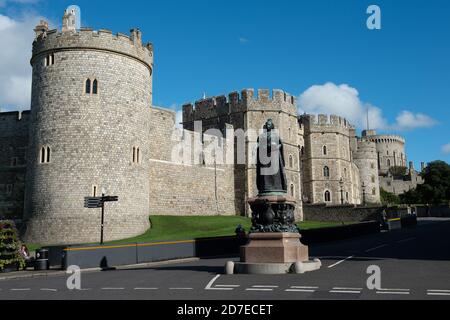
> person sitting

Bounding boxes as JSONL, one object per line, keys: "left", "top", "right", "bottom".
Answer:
{"left": 19, "top": 244, "right": 35, "bottom": 269}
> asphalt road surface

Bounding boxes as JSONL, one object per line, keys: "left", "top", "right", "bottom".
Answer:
{"left": 1, "top": 219, "right": 449, "bottom": 300}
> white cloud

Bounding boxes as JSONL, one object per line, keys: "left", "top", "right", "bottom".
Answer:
{"left": 297, "top": 82, "right": 437, "bottom": 132}
{"left": 0, "top": 12, "right": 44, "bottom": 110}
{"left": 0, "top": 0, "right": 40, "bottom": 7}
{"left": 239, "top": 37, "right": 248, "bottom": 44}
{"left": 394, "top": 111, "right": 437, "bottom": 131}
{"left": 442, "top": 143, "right": 450, "bottom": 155}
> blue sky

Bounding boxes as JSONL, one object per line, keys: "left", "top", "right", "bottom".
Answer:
{"left": 0, "top": 0, "right": 449, "bottom": 166}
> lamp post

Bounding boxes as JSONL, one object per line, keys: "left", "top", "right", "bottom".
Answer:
{"left": 339, "top": 177, "right": 344, "bottom": 205}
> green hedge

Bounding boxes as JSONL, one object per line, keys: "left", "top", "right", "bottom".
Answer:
{"left": 0, "top": 221, "right": 25, "bottom": 271}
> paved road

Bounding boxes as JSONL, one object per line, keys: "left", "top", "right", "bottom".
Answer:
{"left": 1, "top": 219, "right": 449, "bottom": 300}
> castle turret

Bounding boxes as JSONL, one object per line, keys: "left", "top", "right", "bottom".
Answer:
{"left": 62, "top": 9, "right": 76, "bottom": 33}
{"left": 34, "top": 20, "right": 49, "bottom": 39}
{"left": 353, "top": 139, "right": 381, "bottom": 204}
{"left": 24, "top": 12, "right": 154, "bottom": 244}
{"left": 363, "top": 130, "right": 407, "bottom": 175}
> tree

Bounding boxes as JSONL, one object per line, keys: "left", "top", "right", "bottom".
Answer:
{"left": 380, "top": 188, "right": 400, "bottom": 205}
{"left": 400, "top": 161, "right": 450, "bottom": 204}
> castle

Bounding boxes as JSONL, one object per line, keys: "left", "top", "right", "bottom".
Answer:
{"left": 0, "top": 10, "right": 423, "bottom": 245}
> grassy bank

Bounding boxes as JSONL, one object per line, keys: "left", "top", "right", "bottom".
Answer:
{"left": 26, "top": 216, "right": 344, "bottom": 250}
{"left": 108, "top": 216, "right": 342, "bottom": 245}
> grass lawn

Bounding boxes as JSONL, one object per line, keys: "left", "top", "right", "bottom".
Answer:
{"left": 26, "top": 216, "right": 345, "bottom": 250}
{"left": 108, "top": 216, "right": 343, "bottom": 245}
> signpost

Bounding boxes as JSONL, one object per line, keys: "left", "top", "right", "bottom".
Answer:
{"left": 84, "top": 194, "right": 119, "bottom": 244}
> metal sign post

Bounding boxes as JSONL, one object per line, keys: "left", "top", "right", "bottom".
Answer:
{"left": 84, "top": 194, "right": 119, "bottom": 245}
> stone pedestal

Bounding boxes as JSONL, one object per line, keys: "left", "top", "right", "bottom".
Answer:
{"left": 241, "top": 232, "right": 309, "bottom": 263}
{"left": 225, "top": 195, "right": 321, "bottom": 275}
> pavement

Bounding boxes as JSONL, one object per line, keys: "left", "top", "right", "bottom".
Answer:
{"left": 0, "top": 218, "right": 449, "bottom": 300}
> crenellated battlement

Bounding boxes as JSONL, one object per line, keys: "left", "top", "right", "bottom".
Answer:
{"left": 0, "top": 110, "right": 31, "bottom": 137}
{"left": 299, "top": 114, "right": 355, "bottom": 130}
{"left": 31, "top": 25, "right": 153, "bottom": 70}
{"left": 354, "top": 139, "right": 377, "bottom": 157}
{"left": 365, "top": 134, "right": 405, "bottom": 145}
{"left": 182, "top": 88, "right": 297, "bottom": 123}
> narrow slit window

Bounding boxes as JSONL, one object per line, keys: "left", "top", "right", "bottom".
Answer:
{"left": 93, "top": 185, "right": 98, "bottom": 197}
{"left": 324, "top": 190, "right": 331, "bottom": 202}
{"left": 323, "top": 166, "right": 330, "bottom": 178}
{"left": 40, "top": 147, "right": 45, "bottom": 163}
{"left": 92, "top": 79, "right": 98, "bottom": 94}
{"left": 85, "top": 79, "right": 91, "bottom": 94}
{"left": 46, "top": 147, "right": 51, "bottom": 163}
{"left": 132, "top": 147, "right": 136, "bottom": 163}
{"left": 137, "top": 148, "right": 140, "bottom": 164}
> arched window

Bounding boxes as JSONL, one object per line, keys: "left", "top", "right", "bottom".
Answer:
{"left": 324, "top": 190, "right": 331, "bottom": 202}
{"left": 45, "top": 56, "right": 49, "bottom": 66}
{"left": 39, "top": 146, "right": 51, "bottom": 164}
{"left": 92, "top": 79, "right": 98, "bottom": 94}
{"left": 323, "top": 146, "right": 327, "bottom": 155}
{"left": 323, "top": 166, "right": 330, "bottom": 178}
{"left": 387, "top": 159, "right": 391, "bottom": 167}
{"left": 371, "top": 175, "right": 376, "bottom": 183}
{"left": 372, "top": 188, "right": 376, "bottom": 195}
{"left": 85, "top": 79, "right": 91, "bottom": 94}
{"left": 290, "top": 184, "right": 295, "bottom": 197}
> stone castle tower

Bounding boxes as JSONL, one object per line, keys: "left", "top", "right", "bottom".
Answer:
{"left": 362, "top": 130, "right": 407, "bottom": 174}
{"left": 23, "top": 12, "right": 154, "bottom": 244}
{"left": 299, "top": 114, "right": 361, "bottom": 205}
{"left": 182, "top": 89, "right": 304, "bottom": 219}
{"left": 352, "top": 138, "right": 381, "bottom": 204}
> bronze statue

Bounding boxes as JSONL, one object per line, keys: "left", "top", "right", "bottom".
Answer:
{"left": 250, "top": 119, "right": 298, "bottom": 233}
{"left": 256, "top": 119, "right": 288, "bottom": 195}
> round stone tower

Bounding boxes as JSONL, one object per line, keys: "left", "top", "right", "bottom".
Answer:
{"left": 24, "top": 12, "right": 153, "bottom": 244}
{"left": 362, "top": 130, "right": 406, "bottom": 175}
{"left": 353, "top": 139, "right": 381, "bottom": 204}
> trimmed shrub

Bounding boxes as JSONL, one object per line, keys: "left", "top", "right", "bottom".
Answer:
{"left": 0, "top": 220, "right": 25, "bottom": 272}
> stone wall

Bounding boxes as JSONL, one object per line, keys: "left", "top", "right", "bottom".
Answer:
{"left": 148, "top": 107, "right": 241, "bottom": 216}
{"left": 303, "top": 203, "right": 385, "bottom": 223}
{"left": 413, "top": 204, "right": 450, "bottom": 218}
{"left": 379, "top": 173, "right": 423, "bottom": 195}
{"left": 0, "top": 111, "right": 30, "bottom": 219}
